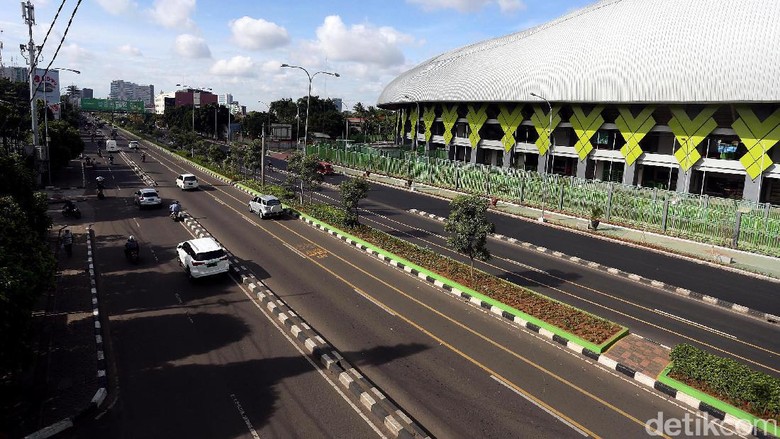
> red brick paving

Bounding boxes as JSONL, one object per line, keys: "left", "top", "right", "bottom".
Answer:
{"left": 604, "top": 334, "right": 671, "bottom": 378}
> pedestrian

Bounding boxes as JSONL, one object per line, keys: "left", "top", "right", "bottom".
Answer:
{"left": 61, "top": 229, "right": 73, "bottom": 257}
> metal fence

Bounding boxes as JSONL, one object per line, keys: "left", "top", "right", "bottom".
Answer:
{"left": 308, "top": 144, "right": 780, "bottom": 257}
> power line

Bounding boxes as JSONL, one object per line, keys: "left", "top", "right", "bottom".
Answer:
{"left": 30, "top": 0, "right": 83, "bottom": 104}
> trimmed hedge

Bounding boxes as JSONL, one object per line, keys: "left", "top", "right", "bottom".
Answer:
{"left": 670, "top": 344, "right": 780, "bottom": 420}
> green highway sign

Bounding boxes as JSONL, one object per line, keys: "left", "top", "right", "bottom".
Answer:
{"left": 81, "top": 98, "right": 145, "bottom": 113}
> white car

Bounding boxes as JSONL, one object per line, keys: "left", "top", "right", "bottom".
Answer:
{"left": 176, "top": 173, "right": 199, "bottom": 190}
{"left": 128, "top": 140, "right": 139, "bottom": 150}
{"left": 248, "top": 195, "right": 283, "bottom": 219}
{"left": 176, "top": 237, "right": 230, "bottom": 279}
{"left": 133, "top": 188, "right": 162, "bottom": 209}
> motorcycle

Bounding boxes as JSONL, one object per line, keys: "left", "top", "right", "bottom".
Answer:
{"left": 141, "top": 153, "right": 146, "bottom": 162}
{"left": 62, "top": 204, "right": 82, "bottom": 219}
{"left": 97, "top": 188, "right": 105, "bottom": 200}
{"left": 170, "top": 210, "right": 183, "bottom": 222}
{"left": 125, "top": 247, "right": 139, "bottom": 264}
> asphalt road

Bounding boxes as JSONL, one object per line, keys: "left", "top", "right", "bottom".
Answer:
{"left": 66, "top": 135, "right": 382, "bottom": 438}
{"left": 81, "top": 138, "right": 751, "bottom": 438}
{"left": 283, "top": 167, "right": 780, "bottom": 379}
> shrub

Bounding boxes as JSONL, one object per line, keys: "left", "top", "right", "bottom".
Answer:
{"left": 670, "top": 344, "right": 780, "bottom": 419}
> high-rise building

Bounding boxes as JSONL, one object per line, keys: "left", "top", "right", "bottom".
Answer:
{"left": 332, "top": 98, "right": 343, "bottom": 112}
{"left": 154, "top": 92, "right": 176, "bottom": 115}
{"left": 1, "top": 66, "right": 29, "bottom": 82}
{"left": 218, "top": 93, "right": 233, "bottom": 107}
{"left": 175, "top": 88, "right": 218, "bottom": 107}
{"left": 81, "top": 88, "right": 94, "bottom": 99}
{"left": 109, "top": 80, "right": 155, "bottom": 108}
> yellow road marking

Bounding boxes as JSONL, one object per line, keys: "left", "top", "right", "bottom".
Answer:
{"left": 152, "top": 147, "right": 673, "bottom": 438}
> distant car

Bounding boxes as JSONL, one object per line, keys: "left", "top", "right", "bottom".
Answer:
{"left": 128, "top": 140, "right": 139, "bottom": 150}
{"left": 105, "top": 140, "right": 119, "bottom": 153}
{"left": 175, "top": 173, "right": 199, "bottom": 190}
{"left": 176, "top": 237, "right": 230, "bottom": 279}
{"left": 133, "top": 188, "right": 162, "bottom": 209}
{"left": 316, "top": 161, "right": 335, "bottom": 175}
{"left": 248, "top": 195, "right": 283, "bottom": 219}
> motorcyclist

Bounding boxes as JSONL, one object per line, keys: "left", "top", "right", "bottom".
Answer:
{"left": 169, "top": 200, "right": 182, "bottom": 219}
{"left": 63, "top": 199, "right": 77, "bottom": 212}
{"left": 141, "top": 152, "right": 146, "bottom": 162}
{"left": 124, "top": 235, "right": 139, "bottom": 258}
{"left": 109, "top": 155, "right": 114, "bottom": 164}
{"left": 96, "top": 176, "right": 105, "bottom": 190}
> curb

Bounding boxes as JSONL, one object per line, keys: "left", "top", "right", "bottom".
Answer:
{"left": 409, "top": 208, "right": 780, "bottom": 325}
{"left": 178, "top": 214, "right": 429, "bottom": 438}
{"left": 25, "top": 227, "right": 108, "bottom": 439}
{"left": 291, "top": 210, "right": 778, "bottom": 439}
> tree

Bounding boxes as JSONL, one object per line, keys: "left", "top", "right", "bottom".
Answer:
{"left": 340, "top": 177, "right": 370, "bottom": 227}
{"left": 0, "top": 153, "right": 56, "bottom": 376}
{"left": 444, "top": 194, "right": 494, "bottom": 278}
{"left": 286, "top": 152, "right": 323, "bottom": 203}
{"left": 47, "top": 120, "right": 84, "bottom": 171}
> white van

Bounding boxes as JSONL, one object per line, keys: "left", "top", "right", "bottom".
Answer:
{"left": 105, "top": 140, "right": 119, "bottom": 153}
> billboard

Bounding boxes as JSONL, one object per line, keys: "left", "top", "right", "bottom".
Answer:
{"left": 81, "top": 98, "right": 145, "bottom": 113}
{"left": 32, "top": 69, "right": 61, "bottom": 119}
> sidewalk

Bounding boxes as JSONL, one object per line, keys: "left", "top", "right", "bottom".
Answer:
{"left": 1, "top": 155, "right": 104, "bottom": 439}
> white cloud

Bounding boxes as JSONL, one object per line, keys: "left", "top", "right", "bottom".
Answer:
{"left": 497, "top": 0, "right": 526, "bottom": 13}
{"left": 96, "top": 0, "right": 137, "bottom": 15}
{"left": 174, "top": 34, "right": 211, "bottom": 58}
{"left": 59, "top": 43, "right": 92, "bottom": 63}
{"left": 209, "top": 56, "right": 255, "bottom": 76}
{"left": 230, "top": 16, "right": 290, "bottom": 50}
{"left": 118, "top": 44, "right": 143, "bottom": 57}
{"left": 148, "top": 0, "right": 195, "bottom": 29}
{"left": 314, "top": 16, "right": 411, "bottom": 68}
{"left": 407, "top": 0, "right": 524, "bottom": 13}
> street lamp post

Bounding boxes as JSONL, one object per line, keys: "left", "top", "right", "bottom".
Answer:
{"left": 41, "top": 68, "right": 80, "bottom": 185}
{"left": 403, "top": 95, "right": 420, "bottom": 156}
{"left": 530, "top": 92, "right": 553, "bottom": 222}
{"left": 177, "top": 84, "right": 211, "bottom": 157}
{"left": 176, "top": 83, "right": 211, "bottom": 133}
{"left": 280, "top": 64, "right": 339, "bottom": 150}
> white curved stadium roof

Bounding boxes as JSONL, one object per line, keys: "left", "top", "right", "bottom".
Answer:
{"left": 378, "top": 0, "right": 780, "bottom": 106}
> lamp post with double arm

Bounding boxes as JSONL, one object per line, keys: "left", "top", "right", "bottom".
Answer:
{"left": 280, "top": 64, "right": 339, "bottom": 151}
{"left": 530, "top": 92, "right": 553, "bottom": 222}
{"left": 40, "top": 68, "right": 80, "bottom": 185}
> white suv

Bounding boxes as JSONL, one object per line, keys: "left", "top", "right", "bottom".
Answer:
{"left": 134, "top": 188, "right": 162, "bottom": 209}
{"left": 176, "top": 237, "right": 230, "bottom": 279}
{"left": 176, "top": 173, "right": 199, "bottom": 190}
{"left": 248, "top": 195, "right": 283, "bottom": 219}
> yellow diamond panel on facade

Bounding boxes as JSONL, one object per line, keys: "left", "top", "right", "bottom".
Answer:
{"left": 441, "top": 104, "right": 459, "bottom": 146}
{"left": 409, "top": 107, "right": 418, "bottom": 143}
{"left": 531, "top": 105, "right": 561, "bottom": 156}
{"left": 570, "top": 105, "right": 604, "bottom": 161}
{"left": 732, "top": 107, "right": 780, "bottom": 180}
{"left": 615, "top": 106, "right": 656, "bottom": 166}
{"left": 669, "top": 106, "right": 717, "bottom": 172}
{"left": 467, "top": 104, "right": 489, "bottom": 148}
{"left": 422, "top": 105, "right": 436, "bottom": 143}
{"left": 498, "top": 104, "right": 524, "bottom": 152}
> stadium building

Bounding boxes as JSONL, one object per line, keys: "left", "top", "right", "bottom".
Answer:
{"left": 377, "top": 0, "right": 780, "bottom": 203}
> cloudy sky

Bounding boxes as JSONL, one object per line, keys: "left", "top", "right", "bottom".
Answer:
{"left": 1, "top": 0, "right": 592, "bottom": 112}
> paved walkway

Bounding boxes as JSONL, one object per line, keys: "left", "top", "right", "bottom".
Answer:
{"left": 602, "top": 334, "right": 671, "bottom": 379}
{"left": 1, "top": 155, "right": 100, "bottom": 438}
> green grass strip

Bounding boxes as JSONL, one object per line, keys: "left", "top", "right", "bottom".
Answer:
{"left": 290, "top": 209, "right": 627, "bottom": 354}
{"left": 658, "top": 365, "right": 779, "bottom": 437}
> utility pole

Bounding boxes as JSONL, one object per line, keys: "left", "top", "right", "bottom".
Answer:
{"left": 22, "top": 1, "right": 40, "bottom": 159}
